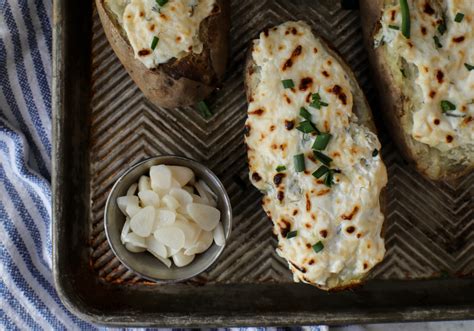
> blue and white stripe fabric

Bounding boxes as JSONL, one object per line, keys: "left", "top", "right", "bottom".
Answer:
{"left": 0, "top": 0, "right": 327, "bottom": 329}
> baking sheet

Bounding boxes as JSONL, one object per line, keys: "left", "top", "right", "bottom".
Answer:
{"left": 52, "top": 0, "right": 474, "bottom": 326}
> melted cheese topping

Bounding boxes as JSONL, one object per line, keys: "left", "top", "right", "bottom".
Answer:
{"left": 106, "top": 0, "right": 214, "bottom": 68}
{"left": 245, "top": 21, "right": 387, "bottom": 289}
{"left": 377, "top": 0, "right": 474, "bottom": 151}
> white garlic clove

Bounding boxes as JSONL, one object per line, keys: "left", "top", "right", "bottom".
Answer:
{"left": 121, "top": 218, "right": 131, "bottom": 244}
{"left": 138, "top": 190, "right": 160, "bottom": 207}
{"left": 123, "top": 232, "right": 147, "bottom": 248}
{"left": 184, "top": 230, "right": 213, "bottom": 255}
{"left": 187, "top": 203, "right": 221, "bottom": 231}
{"left": 161, "top": 194, "right": 180, "bottom": 210}
{"left": 192, "top": 194, "right": 208, "bottom": 205}
{"left": 119, "top": 195, "right": 141, "bottom": 218}
{"left": 154, "top": 209, "right": 176, "bottom": 228}
{"left": 150, "top": 165, "right": 172, "bottom": 191}
{"left": 146, "top": 236, "right": 168, "bottom": 258}
{"left": 130, "top": 206, "right": 155, "bottom": 237}
{"left": 169, "top": 166, "right": 194, "bottom": 187}
{"left": 197, "top": 180, "right": 217, "bottom": 200}
{"left": 172, "top": 250, "right": 195, "bottom": 267}
{"left": 168, "top": 247, "right": 180, "bottom": 256}
{"left": 154, "top": 227, "right": 185, "bottom": 250}
{"left": 173, "top": 218, "right": 201, "bottom": 249}
{"left": 213, "top": 222, "right": 225, "bottom": 246}
{"left": 149, "top": 253, "right": 172, "bottom": 268}
{"left": 126, "top": 183, "right": 138, "bottom": 196}
{"left": 125, "top": 242, "right": 146, "bottom": 253}
{"left": 170, "top": 188, "right": 193, "bottom": 206}
{"left": 138, "top": 175, "right": 151, "bottom": 192}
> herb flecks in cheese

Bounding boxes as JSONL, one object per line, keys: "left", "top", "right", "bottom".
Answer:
{"left": 106, "top": 0, "right": 215, "bottom": 68}
{"left": 245, "top": 21, "right": 387, "bottom": 289}
{"left": 377, "top": 0, "right": 474, "bottom": 151}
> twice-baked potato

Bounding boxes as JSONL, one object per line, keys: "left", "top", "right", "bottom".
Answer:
{"left": 96, "top": 0, "right": 230, "bottom": 109}
{"left": 360, "top": 0, "right": 473, "bottom": 180}
{"left": 244, "top": 21, "right": 388, "bottom": 290}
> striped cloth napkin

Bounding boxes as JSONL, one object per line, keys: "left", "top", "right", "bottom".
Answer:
{"left": 0, "top": 0, "right": 327, "bottom": 329}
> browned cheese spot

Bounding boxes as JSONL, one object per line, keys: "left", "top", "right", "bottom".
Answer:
{"left": 249, "top": 108, "right": 264, "bottom": 116}
{"left": 244, "top": 124, "right": 251, "bottom": 136}
{"left": 320, "top": 229, "right": 328, "bottom": 238}
{"left": 390, "top": 9, "right": 396, "bottom": 21}
{"left": 176, "top": 36, "right": 182, "bottom": 42}
{"left": 277, "top": 190, "right": 285, "bottom": 201}
{"left": 357, "top": 233, "right": 362, "bottom": 238}
{"left": 346, "top": 226, "right": 356, "bottom": 234}
{"left": 446, "top": 135, "right": 453, "bottom": 143}
{"left": 279, "top": 218, "right": 291, "bottom": 237}
{"left": 363, "top": 262, "right": 368, "bottom": 270}
{"left": 322, "top": 70, "right": 330, "bottom": 78}
{"left": 160, "top": 13, "right": 168, "bottom": 20}
{"left": 453, "top": 36, "right": 465, "bottom": 43}
{"left": 341, "top": 206, "right": 360, "bottom": 220}
{"left": 306, "top": 243, "right": 312, "bottom": 249}
{"left": 299, "top": 77, "right": 313, "bottom": 91}
{"left": 313, "top": 47, "right": 318, "bottom": 53}
{"left": 423, "top": 2, "right": 435, "bottom": 15}
{"left": 280, "top": 144, "right": 287, "bottom": 151}
{"left": 282, "top": 45, "right": 302, "bottom": 71}
{"left": 327, "top": 59, "right": 332, "bottom": 65}
{"left": 436, "top": 70, "right": 444, "bottom": 84}
{"left": 270, "top": 125, "right": 275, "bottom": 131}
{"left": 139, "top": 11, "right": 144, "bottom": 17}
{"left": 429, "top": 90, "right": 436, "bottom": 98}
{"left": 306, "top": 92, "right": 313, "bottom": 103}
{"left": 332, "top": 151, "right": 341, "bottom": 158}
{"left": 291, "top": 27, "right": 298, "bottom": 35}
{"left": 273, "top": 173, "right": 286, "bottom": 186}
{"left": 407, "top": 41, "right": 414, "bottom": 48}
{"left": 271, "top": 143, "right": 278, "bottom": 150}
{"left": 263, "top": 28, "right": 269, "bottom": 37}
{"left": 285, "top": 120, "right": 295, "bottom": 130}
{"left": 138, "top": 49, "right": 151, "bottom": 56}
{"left": 252, "top": 172, "right": 262, "bottom": 182}
{"left": 149, "top": 24, "right": 155, "bottom": 31}
{"left": 308, "top": 259, "right": 315, "bottom": 265}
{"left": 305, "top": 223, "right": 312, "bottom": 229}
{"left": 433, "top": 118, "right": 440, "bottom": 125}
{"left": 421, "top": 26, "right": 427, "bottom": 35}
{"left": 284, "top": 95, "right": 292, "bottom": 104}
{"left": 464, "top": 116, "right": 473, "bottom": 125}
{"left": 305, "top": 193, "right": 311, "bottom": 211}
{"left": 293, "top": 209, "right": 298, "bottom": 216}
{"left": 331, "top": 85, "right": 347, "bottom": 105}
{"left": 317, "top": 189, "right": 330, "bottom": 196}
{"left": 290, "top": 261, "right": 306, "bottom": 273}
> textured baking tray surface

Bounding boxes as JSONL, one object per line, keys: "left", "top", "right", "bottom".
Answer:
{"left": 88, "top": 0, "right": 473, "bottom": 285}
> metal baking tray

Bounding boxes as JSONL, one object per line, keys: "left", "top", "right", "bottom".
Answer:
{"left": 52, "top": 0, "right": 474, "bottom": 327}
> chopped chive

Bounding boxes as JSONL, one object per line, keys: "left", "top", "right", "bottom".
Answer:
{"left": 312, "top": 241, "right": 324, "bottom": 253}
{"left": 286, "top": 230, "right": 298, "bottom": 239}
{"left": 299, "top": 107, "right": 312, "bottom": 121}
{"left": 196, "top": 101, "right": 213, "bottom": 119}
{"left": 151, "top": 36, "right": 159, "bottom": 50}
{"left": 310, "top": 93, "right": 328, "bottom": 109}
{"left": 313, "top": 151, "right": 332, "bottom": 166}
{"left": 324, "top": 171, "right": 333, "bottom": 187}
{"left": 440, "top": 100, "right": 456, "bottom": 113}
{"left": 372, "top": 149, "right": 379, "bottom": 157}
{"left": 388, "top": 25, "right": 400, "bottom": 30}
{"left": 282, "top": 79, "right": 295, "bottom": 89}
{"left": 464, "top": 63, "right": 474, "bottom": 71}
{"left": 399, "top": 0, "right": 410, "bottom": 38}
{"left": 454, "top": 13, "right": 464, "bottom": 23}
{"left": 433, "top": 35, "right": 442, "bottom": 48}
{"left": 296, "top": 120, "right": 318, "bottom": 134}
{"left": 276, "top": 165, "right": 287, "bottom": 172}
{"left": 312, "top": 133, "right": 332, "bottom": 150}
{"left": 445, "top": 113, "right": 465, "bottom": 118}
{"left": 156, "top": 0, "right": 168, "bottom": 6}
{"left": 294, "top": 154, "right": 305, "bottom": 172}
{"left": 312, "top": 165, "right": 329, "bottom": 179}
{"left": 437, "top": 22, "right": 447, "bottom": 35}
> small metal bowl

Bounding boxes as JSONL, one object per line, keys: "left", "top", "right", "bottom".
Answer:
{"left": 104, "top": 155, "right": 232, "bottom": 283}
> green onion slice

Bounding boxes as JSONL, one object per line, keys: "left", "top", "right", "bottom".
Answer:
{"left": 296, "top": 120, "right": 318, "bottom": 134}
{"left": 310, "top": 93, "right": 328, "bottom": 109}
{"left": 324, "top": 171, "right": 333, "bottom": 187}
{"left": 156, "top": 0, "right": 168, "bottom": 6}
{"left": 464, "top": 63, "right": 474, "bottom": 71}
{"left": 437, "top": 22, "right": 447, "bottom": 35}
{"left": 454, "top": 13, "right": 464, "bottom": 23}
{"left": 433, "top": 36, "right": 442, "bottom": 48}
{"left": 388, "top": 25, "right": 400, "bottom": 30}
{"left": 312, "top": 165, "right": 329, "bottom": 179}
{"left": 312, "top": 133, "right": 332, "bottom": 151}
{"left": 276, "top": 165, "right": 286, "bottom": 172}
{"left": 372, "top": 149, "right": 379, "bottom": 157}
{"left": 312, "top": 241, "right": 324, "bottom": 253}
{"left": 299, "top": 107, "right": 312, "bottom": 121}
{"left": 399, "top": 0, "right": 411, "bottom": 38}
{"left": 286, "top": 230, "right": 298, "bottom": 239}
{"left": 294, "top": 154, "right": 305, "bottom": 172}
{"left": 196, "top": 101, "right": 212, "bottom": 119}
{"left": 151, "top": 36, "right": 159, "bottom": 50}
{"left": 282, "top": 79, "right": 295, "bottom": 89}
{"left": 440, "top": 100, "right": 456, "bottom": 113}
{"left": 313, "top": 151, "right": 332, "bottom": 166}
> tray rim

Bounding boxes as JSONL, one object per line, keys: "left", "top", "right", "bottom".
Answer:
{"left": 51, "top": 0, "right": 474, "bottom": 327}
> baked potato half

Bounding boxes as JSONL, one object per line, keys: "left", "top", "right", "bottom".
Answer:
{"left": 244, "top": 21, "right": 387, "bottom": 290}
{"left": 360, "top": 0, "right": 473, "bottom": 180}
{"left": 96, "top": 0, "right": 230, "bottom": 109}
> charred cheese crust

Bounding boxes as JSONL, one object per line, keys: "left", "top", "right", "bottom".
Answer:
{"left": 245, "top": 21, "right": 387, "bottom": 290}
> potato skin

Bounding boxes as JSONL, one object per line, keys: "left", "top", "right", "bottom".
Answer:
{"left": 244, "top": 28, "right": 385, "bottom": 291}
{"left": 359, "top": 0, "right": 473, "bottom": 181}
{"left": 96, "top": 0, "right": 230, "bottom": 109}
